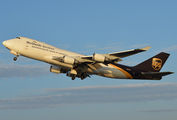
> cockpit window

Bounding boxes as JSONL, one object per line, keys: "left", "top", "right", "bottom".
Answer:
{"left": 16, "top": 37, "right": 21, "bottom": 39}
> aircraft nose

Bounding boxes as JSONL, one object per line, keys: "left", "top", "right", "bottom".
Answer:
{"left": 2, "top": 39, "right": 17, "bottom": 49}
{"left": 2, "top": 41, "right": 8, "bottom": 47}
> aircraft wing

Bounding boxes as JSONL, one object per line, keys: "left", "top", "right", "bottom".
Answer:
{"left": 80, "top": 46, "right": 151, "bottom": 63}
{"left": 47, "top": 46, "right": 151, "bottom": 65}
{"left": 104, "top": 46, "right": 151, "bottom": 58}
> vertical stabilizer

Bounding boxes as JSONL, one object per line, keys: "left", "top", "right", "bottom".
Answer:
{"left": 134, "top": 52, "right": 170, "bottom": 72}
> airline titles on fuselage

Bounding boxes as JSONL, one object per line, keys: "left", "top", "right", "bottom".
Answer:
{"left": 26, "top": 41, "right": 59, "bottom": 54}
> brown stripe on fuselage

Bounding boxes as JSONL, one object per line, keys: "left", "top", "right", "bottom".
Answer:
{"left": 109, "top": 64, "right": 133, "bottom": 79}
{"left": 109, "top": 63, "right": 162, "bottom": 80}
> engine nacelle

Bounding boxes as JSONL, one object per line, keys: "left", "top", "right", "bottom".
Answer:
{"left": 50, "top": 65, "right": 64, "bottom": 74}
{"left": 92, "top": 53, "right": 106, "bottom": 62}
{"left": 66, "top": 69, "right": 77, "bottom": 77}
{"left": 63, "top": 56, "right": 75, "bottom": 64}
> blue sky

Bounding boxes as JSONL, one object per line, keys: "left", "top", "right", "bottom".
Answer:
{"left": 0, "top": 0, "right": 177, "bottom": 120}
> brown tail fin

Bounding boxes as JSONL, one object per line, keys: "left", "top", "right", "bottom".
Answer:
{"left": 134, "top": 52, "right": 170, "bottom": 72}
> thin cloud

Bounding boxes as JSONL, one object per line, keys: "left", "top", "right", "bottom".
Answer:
{"left": 131, "top": 44, "right": 150, "bottom": 48}
{"left": 1, "top": 83, "right": 177, "bottom": 110}
{"left": 97, "top": 46, "right": 120, "bottom": 51}
{"left": 156, "top": 45, "right": 177, "bottom": 53}
{"left": 85, "top": 44, "right": 99, "bottom": 48}
{"left": 82, "top": 42, "right": 123, "bottom": 54}
{"left": 56, "top": 44, "right": 71, "bottom": 49}
{"left": 83, "top": 45, "right": 121, "bottom": 54}
{"left": 138, "top": 109, "right": 177, "bottom": 113}
{"left": 0, "top": 48, "right": 9, "bottom": 53}
{"left": 0, "top": 64, "right": 49, "bottom": 78}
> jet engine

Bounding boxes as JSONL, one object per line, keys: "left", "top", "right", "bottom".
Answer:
{"left": 58, "top": 56, "right": 79, "bottom": 65}
{"left": 92, "top": 53, "right": 110, "bottom": 62}
{"left": 63, "top": 56, "right": 75, "bottom": 64}
{"left": 50, "top": 65, "right": 65, "bottom": 74}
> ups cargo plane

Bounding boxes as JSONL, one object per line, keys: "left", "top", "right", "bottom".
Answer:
{"left": 2, "top": 37, "right": 174, "bottom": 80}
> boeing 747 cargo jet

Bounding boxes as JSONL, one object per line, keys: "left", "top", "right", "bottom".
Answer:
{"left": 2, "top": 37, "right": 174, "bottom": 80}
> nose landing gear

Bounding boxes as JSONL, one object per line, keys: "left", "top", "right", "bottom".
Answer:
{"left": 10, "top": 50, "right": 20, "bottom": 61}
{"left": 13, "top": 57, "right": 17, "bottom": 61}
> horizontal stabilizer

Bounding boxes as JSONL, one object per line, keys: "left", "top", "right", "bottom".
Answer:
{"left": 141, "top": 71, "right": 174, "bottom": 77}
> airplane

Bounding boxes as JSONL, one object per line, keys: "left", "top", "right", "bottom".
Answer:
{"left": 2, "top": 37, "right": 174, "bottom": 80}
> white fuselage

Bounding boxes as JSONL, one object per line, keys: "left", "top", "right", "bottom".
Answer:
{"left": 3, "top": 37, "right": 129, "bottom": 79}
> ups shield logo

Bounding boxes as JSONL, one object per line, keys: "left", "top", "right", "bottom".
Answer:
{"left": 152, "top": 58, "right": 162, "bottom": 70}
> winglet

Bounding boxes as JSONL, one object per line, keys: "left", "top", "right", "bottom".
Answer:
{"left": 141, "top": 46, "right": 151, "bottom": 51}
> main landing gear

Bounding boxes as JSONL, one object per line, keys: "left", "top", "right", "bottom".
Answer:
{"left": 71, "top": 73, "right": 90, "bottom": 80}
{"left": 81, "top": 73, "right": 87, "bottom": 80}
{"left": 81, "top": 74, "right": 91, "bottom": 80}
{"left": 71, "top": 74, "right": 76, "bottom": 80}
